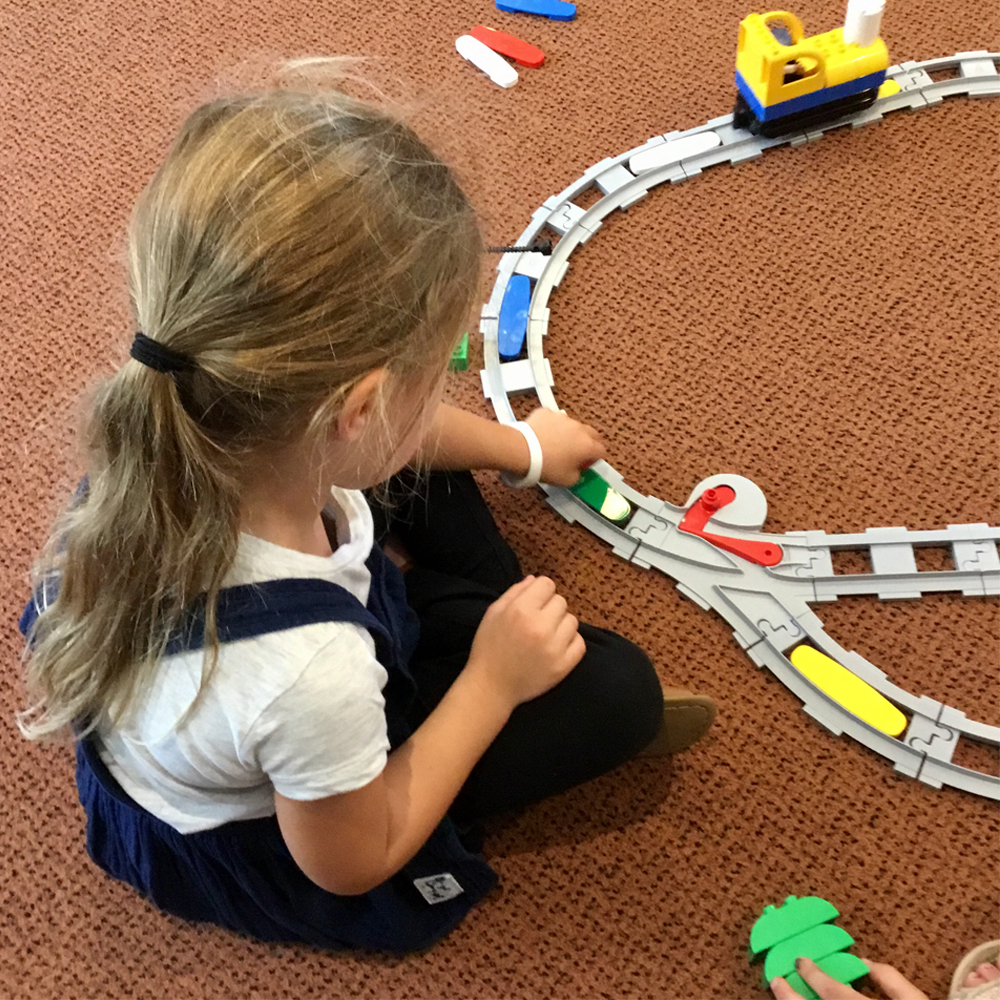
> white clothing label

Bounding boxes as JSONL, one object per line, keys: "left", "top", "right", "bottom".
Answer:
{"left": 412, "top": 873, "right": 465, "bottom": 905}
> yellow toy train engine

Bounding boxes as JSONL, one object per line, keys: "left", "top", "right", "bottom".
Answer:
{"left": 733, "top": 2, "right": 890, "bottom": 137}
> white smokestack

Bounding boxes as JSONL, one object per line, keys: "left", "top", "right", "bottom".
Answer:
{"left": 844, "top": 0, "right": 885, "bottom": 46}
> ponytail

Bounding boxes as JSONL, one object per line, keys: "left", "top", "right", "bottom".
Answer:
{"left": 19, "top": 60, "right": 481, "bottom": 740}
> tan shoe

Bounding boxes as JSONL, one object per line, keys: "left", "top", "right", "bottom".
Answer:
{"left": 638, "top": 688, "right": 717, "bottom": 757}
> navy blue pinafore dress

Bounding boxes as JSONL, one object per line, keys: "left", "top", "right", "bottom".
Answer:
{"left": 18, "top": 516, "right": 497, "bottom": 953}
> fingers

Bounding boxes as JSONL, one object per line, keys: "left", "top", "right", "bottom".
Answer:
{"left": 789, "top": 958, "right": 865, "bottom": 1000}
{"left": 580, "top": 432, "right": 607, "bottom": 467}
{"left": 514, "top": 577, "right": 580, "bottom": 661}
{"left": 584, "top": 421, "right": 606, "bottom": 451}
{"left": 769, "top": 977, "right": 805, "bottom": 1000}
{"left": 494, "top": 570, "right": 581, "bottom": 664}
{"left": 495, "top": 575, "right": 560, "bottom": 619}
{"left": 553, "top": 610, "right": 580, "bottom": 653}
{"left": 564, "top": 630, "right": 587, "bottom": 670}
{"left": 773, "top": 957, "right": 929, "bottom": 1000}
{"left": 533, "top": 587, "right": 567, "bottom": 634}
{"left": 523, "top": 575, "right": 557, "bottom": 610}
{"left": 537, "top": 588, "right": 579, "bottom": 655}
{"left": 492, "top": 574, "right": 537, "bottom": 611}
{"left": 859, "top": 960, "right": 930, "bottom": 1000}
{"left": 573, "top": 417, "right": 607, "bottom": 462}
{"left": 525, "top": 407, "right": 608, "bottom": 474}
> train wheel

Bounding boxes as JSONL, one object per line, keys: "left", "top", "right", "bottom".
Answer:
{"left": 733, "top": 92, "right": 756, "bottom": 131}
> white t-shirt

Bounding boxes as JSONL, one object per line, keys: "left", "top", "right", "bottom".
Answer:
{"left": 97, "top": 486, "right": 391, "bottom": 835}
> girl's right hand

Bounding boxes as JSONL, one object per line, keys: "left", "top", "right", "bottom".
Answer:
{"left": 522, "top": 407, "right": 607, "bottom": 487}
{"left": 467, "top": 575, "right": 586, "bottom": 712}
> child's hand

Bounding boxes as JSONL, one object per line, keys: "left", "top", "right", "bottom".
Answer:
{"left": 771, "top": 957, "right": 929, "bottom": 1000}
{"left": 524, "top": 408, "right": 607, "bottom": 486}
{"left": 467, "top": 575, "right": 585, "bottom": 712}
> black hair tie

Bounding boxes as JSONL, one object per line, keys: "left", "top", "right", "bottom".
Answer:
{"left": 130, "top": 332, "right": 197, "bottom": 375}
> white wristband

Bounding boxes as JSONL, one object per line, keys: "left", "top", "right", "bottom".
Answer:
{"left": 500, "top": 421, "right": 544, "bottom": 489}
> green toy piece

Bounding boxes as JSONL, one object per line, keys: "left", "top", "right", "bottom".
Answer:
{"left": 569, "top": 468, "right": 632, "bottom": 523}
{"left": 449, "top": 331, "right": 469, "bottom": 371}
{"left": 750, "top": 895, "right": 840, "bottom": 957}
{"left": 749, "top": 895, "right": 869, "bottom": 993}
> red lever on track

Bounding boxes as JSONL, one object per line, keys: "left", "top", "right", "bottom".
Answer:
{"left": 679, "top": 486, "right": 783, "bottom": 567}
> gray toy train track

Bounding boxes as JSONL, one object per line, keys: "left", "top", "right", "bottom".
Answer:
{"left": 479, "top": 52, "right": 1000, "bottom": 800}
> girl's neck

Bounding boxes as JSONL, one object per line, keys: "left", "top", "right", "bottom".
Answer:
{"left": 237, "top": 436, "right": 343, "bottom": 557}
{"left": 240, "top": 504, "right": 336, "bottom": 557}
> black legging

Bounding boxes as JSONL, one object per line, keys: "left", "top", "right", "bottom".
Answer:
{"left": 368, "top": 471, "right": 663, "bottom": 824}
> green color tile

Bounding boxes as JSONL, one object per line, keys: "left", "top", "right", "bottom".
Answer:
{"left": 449, "top": 332, "right": 469, "bottom": 371}
{"left": 570, "top": 468, "right": 631, "bottom": 523}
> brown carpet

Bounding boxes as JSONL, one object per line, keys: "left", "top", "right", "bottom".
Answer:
{"left": 2, "top": 0, "right": 998, "bottom": 997}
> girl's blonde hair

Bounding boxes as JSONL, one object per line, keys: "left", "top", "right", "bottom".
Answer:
{"left": 19, "top": 58, "right": 482, "bottom": 741}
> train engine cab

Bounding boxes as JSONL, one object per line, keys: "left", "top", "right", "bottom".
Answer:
{"left": 733, "top": 6, "right": 890, "bottom": 137}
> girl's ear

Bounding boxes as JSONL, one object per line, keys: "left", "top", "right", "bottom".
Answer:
{"left": 334, "top": 368, "right": 390, "bottom": 441}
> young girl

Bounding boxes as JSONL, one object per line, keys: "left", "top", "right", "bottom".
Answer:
{"left": 18, "top": 62, "right": 717, "bottom": 953}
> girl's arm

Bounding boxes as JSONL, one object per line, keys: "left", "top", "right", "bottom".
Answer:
{"left": 274, "top": 654, "right": 510, "bottom": 896}
{"left": 413, "top": 403, "right": 607, "bottom": 487}
{"left": 274, "top": 575, "right": 585, "bottom": 896}
{"left": 413, "top": 404, "right": 529, "bottom": 475}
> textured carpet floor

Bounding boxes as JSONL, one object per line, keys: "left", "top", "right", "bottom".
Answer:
{"left": 2, "top": 0, "right": 998, "bottom": 997}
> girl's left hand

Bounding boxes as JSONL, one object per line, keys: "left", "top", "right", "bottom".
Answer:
{"left": 524, "top": 408, "right": 607, "bottom": 487}
{"left": 771, "top": 957, "right": 929, "bottom": 1000}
